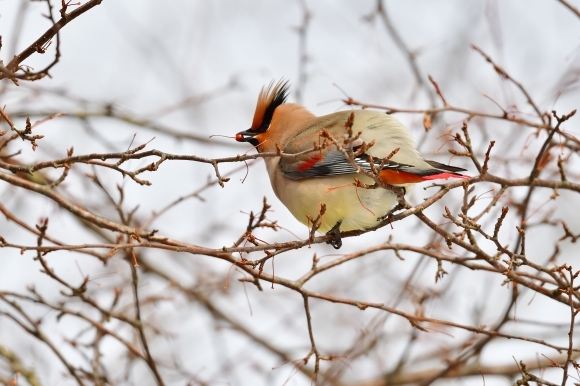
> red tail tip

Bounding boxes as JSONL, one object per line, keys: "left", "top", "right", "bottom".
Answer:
{"left": 422, "top": 173, "right": 470, "bottom": 181}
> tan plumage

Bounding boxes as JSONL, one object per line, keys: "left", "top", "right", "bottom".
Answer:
{"left": 236, "top": 80, "right": 467, "bottom": 248}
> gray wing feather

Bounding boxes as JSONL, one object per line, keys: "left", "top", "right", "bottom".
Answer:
{"left": 280, "top": 150, "right": 416, "bottom": 180}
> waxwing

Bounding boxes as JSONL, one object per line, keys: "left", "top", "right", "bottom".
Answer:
{"left": 236, "top": 80, "right": 467, "bottom": 248}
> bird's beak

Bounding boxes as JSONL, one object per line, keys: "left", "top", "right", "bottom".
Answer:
{"left": 235, "top": 129, "right": 258, "bottom": 143}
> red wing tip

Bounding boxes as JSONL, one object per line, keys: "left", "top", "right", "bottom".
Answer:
{"left": 296, "top": 154, "right": 324, "bottom": 171}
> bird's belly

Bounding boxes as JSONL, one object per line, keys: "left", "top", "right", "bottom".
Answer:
{"left": 272, "top": 174, "right": 398, "bottom": 233}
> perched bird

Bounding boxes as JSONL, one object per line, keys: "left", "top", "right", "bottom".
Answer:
{"left": 236, "top": 80, "right": 468, "bottom": 248}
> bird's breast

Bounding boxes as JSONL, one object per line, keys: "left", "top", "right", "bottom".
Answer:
{"left": 268, "top": 170, "right": 397, "bottom": 233}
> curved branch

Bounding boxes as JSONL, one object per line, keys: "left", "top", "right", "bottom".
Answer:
{"left": 1, "top": 0, "right": 104, "bottom": 81}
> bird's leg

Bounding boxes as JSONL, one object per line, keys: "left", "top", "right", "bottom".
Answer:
{"left": 326, "top": 220, "right": 342, "bottom": 249}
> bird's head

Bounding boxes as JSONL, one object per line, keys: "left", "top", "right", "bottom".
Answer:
{"left": 235, "top": 79, "right": 290, "bottom": 149}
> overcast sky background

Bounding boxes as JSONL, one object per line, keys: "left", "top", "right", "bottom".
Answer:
{"left": 1, "top": 1, "right": 580, "bottom": 385}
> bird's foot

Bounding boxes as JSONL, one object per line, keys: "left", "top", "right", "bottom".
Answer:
{"left": 325, "top": 221, "right": 342, "bottom": 249}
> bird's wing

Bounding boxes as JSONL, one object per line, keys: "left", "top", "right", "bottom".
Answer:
{"left": 281, "top": 149, "right": 402, "bottom": 179}
{"left": 281, "top": 149, "right": 468, "bottom": 183}
{"left": 279, "top": 110, "right": 469, "bottom": 183}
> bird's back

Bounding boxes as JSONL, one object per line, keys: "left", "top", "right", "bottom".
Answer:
{"left": 284, "top": 109, "right": 430, "bottom": 170}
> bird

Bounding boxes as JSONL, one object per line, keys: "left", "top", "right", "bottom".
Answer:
{"left": 235, "top": 80, "right": 468, "bottom": 248}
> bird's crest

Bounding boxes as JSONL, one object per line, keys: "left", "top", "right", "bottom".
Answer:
{"left": 251, "top": 79, "right": 290, "bottom": 132}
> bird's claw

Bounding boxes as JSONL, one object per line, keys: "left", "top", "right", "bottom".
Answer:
{"left": 325, "top": 221, "right": 342, "bottom": 249}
